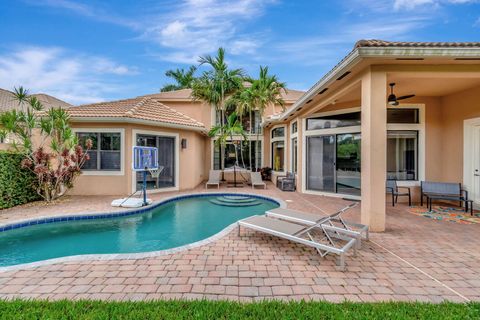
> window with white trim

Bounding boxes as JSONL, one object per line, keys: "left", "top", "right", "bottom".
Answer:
{"left": 271, "top": 126, "right": 285, "bottom": 172}
{"left": 77, "top": 132, "right": 121, "bottom": 171}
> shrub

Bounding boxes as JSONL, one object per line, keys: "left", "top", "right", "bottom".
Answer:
{"left": 0, "top": 87, "right": 91, "bottom": 202}
{"left": 0, "top": 151, "right": 39, "bottom": 209}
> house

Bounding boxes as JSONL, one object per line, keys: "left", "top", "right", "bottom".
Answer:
{"left": 4, "top": 40, "right": 480, "bottom": 234}
{"left": 66, "top": 88, "right": 304, "bottom": 196}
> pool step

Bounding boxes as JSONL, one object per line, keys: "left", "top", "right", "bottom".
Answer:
{"left": 216, "top": 196, "right": 257, "bottom": 204}
{"left": 209, "top": 196, "right": 261, "bottom": 207}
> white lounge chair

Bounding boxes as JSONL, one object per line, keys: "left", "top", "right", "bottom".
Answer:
{"left": 266, "top": 203, "right": 368, "bottom": 245}
{"left": 238, "top": 214, "right": 358, "bottom": 270}
{"left": 205, "top": 170, "right": 221, "bottom": 189}
{"left": 251, "top": 172, "right": 266, "bottom": 189}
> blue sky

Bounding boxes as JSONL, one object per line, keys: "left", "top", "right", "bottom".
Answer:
{"left": 0, "top": 0, "right": 479, "bottom": 104}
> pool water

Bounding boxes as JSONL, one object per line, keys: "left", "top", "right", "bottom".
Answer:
{"left": 0, "top": 195, "right": 278, "bottom": 267}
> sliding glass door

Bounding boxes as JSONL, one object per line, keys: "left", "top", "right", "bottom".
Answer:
{"left": 136, "top": 134, "right": 175, "bottom": 190}
{"left": 306, "top": 135, "right": 335, "bottom": 192}
{"left": 335, "top": 133, "right": 361, "bottom": 196}
{"left": 306, "top": 133, "right": 361, "bottom": 196}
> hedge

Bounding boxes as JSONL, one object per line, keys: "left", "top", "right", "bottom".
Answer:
{"left": 0, "top": 151, "right": 39, "bottom": 209}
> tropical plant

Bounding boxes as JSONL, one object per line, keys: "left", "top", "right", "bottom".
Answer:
{"left": 225, "top": 66, "right": 287, "bottom": 171}
{"left": 208, "top": 112, "right": 247, "bottom": 169}
{"left": 191, "top": 47, "right": 244, "bottom": 171}
{"left": 160, "top": 65, "right": 197, "bottom": 92}
{"left": 0, "top": 87, "right": 91, "bottom": 202}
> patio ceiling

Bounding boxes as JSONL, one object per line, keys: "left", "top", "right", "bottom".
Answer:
{"left": 312, "top": 76, "right": 480, "bottom": 106}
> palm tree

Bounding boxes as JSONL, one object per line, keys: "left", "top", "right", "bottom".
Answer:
{"left": 225, "top": 85, "right": 255, "bottom": 169}
{"left": 191, "top": 47, "right": 244, "bottom": 172}
{"left": 160, "top": 65, "right": 197, "bottom": 92}
{"left": 208, "top": 111, "right": 247, "bottom": 186}
{"left": 226, "top": 66, "right": 286, "bottom": 171}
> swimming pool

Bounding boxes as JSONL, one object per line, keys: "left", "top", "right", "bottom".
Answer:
{"left": 0, "top": 194, "right": 280, "bottom": 268}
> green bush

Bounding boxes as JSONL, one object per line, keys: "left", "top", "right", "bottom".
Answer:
{"left": 0, "top": 151, "right": 39, "bottom": 209}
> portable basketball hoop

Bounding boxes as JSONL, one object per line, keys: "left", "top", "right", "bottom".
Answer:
{"left": 132, "top": 146, "right": 159, "bottom": 206}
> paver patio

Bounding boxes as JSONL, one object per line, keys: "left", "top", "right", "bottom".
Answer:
{"left": 0, "top": 182, "right": 479, "bottom": 302}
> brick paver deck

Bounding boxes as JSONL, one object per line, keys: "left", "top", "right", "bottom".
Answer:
{"left": 0, "top": 183, "right": 479, "bottom": 302}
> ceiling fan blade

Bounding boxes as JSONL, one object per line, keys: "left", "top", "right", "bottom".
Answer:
{"left": 396, "top": 94, "right": 415, "bottom": 100}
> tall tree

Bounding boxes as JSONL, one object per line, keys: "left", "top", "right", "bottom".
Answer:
{"left": 226, "top": 66, "right": 286, "bottom": 171}
{"left": 191, "top": 48, "right": 244, "bottom": 172}
{"left": 160, "top": 66, "right": 197, "bottom": 92}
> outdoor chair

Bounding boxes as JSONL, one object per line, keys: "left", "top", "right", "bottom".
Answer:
{"left": 265, "top": 203, "right": 368, "bottom": 247}
{"left": 386, "top": 180, "right": 411, "bottom": 206}
{"left": 238, "top": 217, "right": 358, "bottom": 270}
{"left": 421, "top": 181, "right": 471, "bottom": 213}
{"left": 251, "top": 172, "right": 266, "bottom": 189}
{"left": 276, "top": 171, "right": 296, "bottom": 191}
{"left": 205, "top": 170, "right": 221, "bottom": 189}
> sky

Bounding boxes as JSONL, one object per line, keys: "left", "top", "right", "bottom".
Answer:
{"left": 0, "top": 0, "right": 479, "bottom": 105}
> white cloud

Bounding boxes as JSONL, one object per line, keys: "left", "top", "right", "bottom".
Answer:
{"left": 141, "top": 0, "right": 274, "bottom": 63}
{"left": 273, "top": 16, "right": 428, "bottom": 66}
{"left": 0, "top": 47, "right": 138, "bottom": 104}
{"left": 27, "top": 0, "right": 140, "bottom": 29}
{"left": 393, "top": 0, "right": 477, "bottom": 9}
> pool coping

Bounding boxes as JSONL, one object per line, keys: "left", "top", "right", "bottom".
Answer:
{"left": 0, "top": 192, "right": 286, "bottom": 272}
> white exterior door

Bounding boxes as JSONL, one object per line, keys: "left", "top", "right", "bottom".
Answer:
{"left": 473, "top": 126, "right": 480, "bottom": 204}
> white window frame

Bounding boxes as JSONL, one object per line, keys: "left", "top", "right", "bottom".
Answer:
{"left": 290, "top": 119, "right": 298, "bottom": 173}
{"left": 73, "top": 128, "right": 125, "bottom": 176}
{"left": 132, "top": 129, "right": 180, "bottom": 193}
{"left": 270, "top": 124, "right": 286, "bottom": 173}
{"left": 301, "top": 104, "right": 425, "bottom": 196}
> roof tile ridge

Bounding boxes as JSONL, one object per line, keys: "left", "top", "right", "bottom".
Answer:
{"left": 125, "top": 97, "right": 149, "bottom": 117}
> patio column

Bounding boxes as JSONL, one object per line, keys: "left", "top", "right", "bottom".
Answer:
{"left": 361, "top": 69, "right": 387, "bottom": 232}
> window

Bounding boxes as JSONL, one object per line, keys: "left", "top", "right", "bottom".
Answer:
{"left": 387, "top": 108, "right": 419, "bottom": 124}
{"left": 271, "top": 127, "right": 285, "bottom": 138}
{"left": 213, "top": 141, "right": 261, "bottom": 171}
{"left": 292, "top": 138, "right": 298, "bottom": 173}
{"left": 271, "top": 126, "right": 286, "bottom": 172}
{"left": 387, "top": 131, "right": 418, "bottom": 180}
{"left": 77, "top": 132, "right": 121, "bottom": 171}
{"left": 292, "top": 121, "right": 298, "bottom": 134}
{"left": 272, "top": 141, "right": 285, "bottom": 171}
{"left": 216, "top": 110, "right": 262, "bottom": 134}
{"left": 307, "top": 111, "right": 361, "bottom": 130}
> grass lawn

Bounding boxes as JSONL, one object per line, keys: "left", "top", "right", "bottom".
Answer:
{"left": 0, "top": 300, "right": 479, "bottom": 319}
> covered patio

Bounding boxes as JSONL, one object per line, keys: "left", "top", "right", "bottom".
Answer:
{"left": 0, "top": 183, "right": 478, "bottom": 302}
{"left": 271, "top": 41, "right": 480, "bottom": 232}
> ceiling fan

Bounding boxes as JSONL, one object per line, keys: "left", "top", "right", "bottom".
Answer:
{"left": 387, "top": 83, "right": 415, "bottom": 106}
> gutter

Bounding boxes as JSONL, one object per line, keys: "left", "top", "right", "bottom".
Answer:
{"left": 70, "top": 117, "right": 207, "bottom": 134}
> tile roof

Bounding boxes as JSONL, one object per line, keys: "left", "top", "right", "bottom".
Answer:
{"left": 143, "top": 88, "right": 305, "bottom": 102}
{"left": 355, "top": 39, "right": 480, "bottom": 48}
{"left": 0, "top": 88, "right": 71, "bottom": 112}
{"left": 68, "top": 97, "right": 205, "bottom": 129}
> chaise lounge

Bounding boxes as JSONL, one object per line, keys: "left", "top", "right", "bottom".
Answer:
{"left": 265, "top": 203, "right": 368, "bottom": 246}
{"left": 205, "top": 170, "right": 221, "bottom": 189}
{"left": 251, "top": 172, "right": 266, "bottom": 189}
{"left": 238, "top": 204, "right": 361, "bottom": 270}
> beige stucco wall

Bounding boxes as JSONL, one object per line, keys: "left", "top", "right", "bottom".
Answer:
{"left": 69, "top": 122, "right": 207, "bottom": 196}
{"left": 440, "top": 85, "right": 480, "bottom": 183}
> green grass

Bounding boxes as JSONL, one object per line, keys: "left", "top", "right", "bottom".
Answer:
{"left": 0, "top": 300, "right": 479, "bottom": 320}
